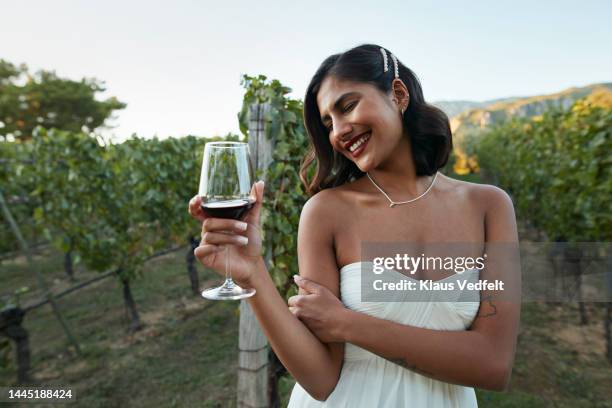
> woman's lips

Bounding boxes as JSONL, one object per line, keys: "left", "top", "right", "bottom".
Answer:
{"left": 349, "top": 132, "right": 371, "bottom": 158}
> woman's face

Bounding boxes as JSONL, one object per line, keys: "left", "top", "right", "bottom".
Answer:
{"left": 316, "top": 75, "right": 407, "bottom": 172}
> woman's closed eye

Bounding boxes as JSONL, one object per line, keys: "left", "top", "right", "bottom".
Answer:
{"left": 326, "top": 102, "right": 357, "bottom": 132}
{"left": 344, "top": 101, "right": 357, "bottom": 113}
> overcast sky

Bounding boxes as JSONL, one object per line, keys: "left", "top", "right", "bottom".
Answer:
{"left": 1, "top": 0, "right": 610, "bottom": 142}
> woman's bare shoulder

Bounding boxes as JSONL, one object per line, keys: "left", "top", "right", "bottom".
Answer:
{"left": 437, "top": 173, "right": 512, "bottom": 211}
{"left": 299, "top": 183, "right": 362, "bottom": 239}
{"left": 302, "top": 182, "right": 358, "bottom": 213}
{"left": 300, "top": 188, "right": 343, "bottom": 232}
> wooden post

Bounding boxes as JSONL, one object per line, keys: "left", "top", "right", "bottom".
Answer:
{"left": 238, "top": 103, "right": 274, "bottom": 408}
{"left": 186, "top": 236, "right": 201, "bottom": 295}
{"left": 605, "top": 254, "right": 612, "bottom": 362}
{"left": 0, "top": 190, "right": 81, "bottom": 355}
{"left": 0, "top": 307, "right": 31, "bottom": 383}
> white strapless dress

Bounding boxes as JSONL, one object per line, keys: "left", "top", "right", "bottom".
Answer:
{"left": 288, "top": 262, "right": 481, "bottom": 408}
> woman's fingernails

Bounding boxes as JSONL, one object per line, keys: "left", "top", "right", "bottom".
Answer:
{"left": 236, "top": 222, "right": 248, "bottom": 231}
{"left": 237, "top": 236, "right": 249, "bottom": 246}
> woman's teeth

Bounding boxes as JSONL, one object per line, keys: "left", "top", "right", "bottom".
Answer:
{"left": 349, "top": 133, "right": 370, "bottom": 152}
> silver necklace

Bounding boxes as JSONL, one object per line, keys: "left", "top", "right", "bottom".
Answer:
{"left": 366, "top": 171, "right": 439, "bottom": 208}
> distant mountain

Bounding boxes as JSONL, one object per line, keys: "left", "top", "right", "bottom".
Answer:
{"left": 432, "top": 97, "right": 521, "bottom": 119}
{"left": 437, "top": 82, "right": 612, "bottom": 141}
{"left": 434, "top": 82, "right": 612, "bottom": 174}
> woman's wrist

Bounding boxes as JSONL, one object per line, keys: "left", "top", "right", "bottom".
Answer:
{"left": 335, "top": 308, "right": 357, "bottom": 343}
{"left": 236, "top": 255, "right": 267, "bottom": 289}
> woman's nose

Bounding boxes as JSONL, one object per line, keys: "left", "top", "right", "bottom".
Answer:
{"left": 331, "top": 120, "right": 352, "bottom": 141}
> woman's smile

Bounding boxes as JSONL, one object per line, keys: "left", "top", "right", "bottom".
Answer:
{"left": 347, "top": 131, "right": 371, "bottom": 158}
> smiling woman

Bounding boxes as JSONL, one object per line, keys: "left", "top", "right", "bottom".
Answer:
{"left": 190, "top": 43, "right": 521, "bottom": 408}
{"left": 284, "top": 44, "right": 520, "bottom": 407}
{"left": 300, "top": 44, "right": 453, "bottom": 196}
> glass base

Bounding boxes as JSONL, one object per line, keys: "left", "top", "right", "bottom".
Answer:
{"left": 201, "top": 278, "right": 256, "bottom": 300}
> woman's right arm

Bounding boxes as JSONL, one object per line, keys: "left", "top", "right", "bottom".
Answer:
{"left": 192, "top": 186, "right": 344, "bottom": 401}
{"left": 246, "top": 190, "right": 344, "bottom": 401}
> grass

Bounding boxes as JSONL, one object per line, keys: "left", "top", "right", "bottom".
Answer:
{"left": 2, "top": 238, "right": 611, "bottom": 407}
{"left": 1, "top": 246, "right": 240, "bottom": 407}
{"left": 475, "top": 301, "right": 612, "bottom": 407}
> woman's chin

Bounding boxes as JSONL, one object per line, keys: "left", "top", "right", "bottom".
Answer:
{"left": 354, "top": 157, "right": 375, "bottom": 173}
{"left": 344, "top": 148, "right": 375, "bottom": 172}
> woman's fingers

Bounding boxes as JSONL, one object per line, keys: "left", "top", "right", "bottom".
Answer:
{"left": 287, "top": 295, "right": 303, "bottom": 308}
{"left": 201, "top": 231, "right": 249, "bottom": 247}
{"left": 193, "top": 244, "right": 224, "bottom": 267}
{"left": 202, "top": 217, "right": 248, "bottom": 234}
{"left": 245, "top": 181, "right": 265, "bottom": 225}
{"left": 188, "top": 195, "right": 206, "bottom": 222}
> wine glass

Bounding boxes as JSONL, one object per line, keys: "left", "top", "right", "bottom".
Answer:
{"left": 198, "top": 141, "right": 256, "bottom": 300}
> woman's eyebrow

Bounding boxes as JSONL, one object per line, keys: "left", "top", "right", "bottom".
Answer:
{"left": 320, "top": 92, "right": 361, "bottom": 123}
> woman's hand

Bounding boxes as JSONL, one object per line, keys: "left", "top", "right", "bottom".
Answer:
{"left": 288, "top": 275, "right": 350, "bottom": 343}
{"left": 188, "top": 181, "right": 265, "bottom": 288}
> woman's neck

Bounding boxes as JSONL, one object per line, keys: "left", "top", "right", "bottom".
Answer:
{"left": 367, "top": 138, "right": 434, "bottom": 198}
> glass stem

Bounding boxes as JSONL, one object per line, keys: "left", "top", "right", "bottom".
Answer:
{"left": 225, "top": 245, "right": 231, "bottom": 282}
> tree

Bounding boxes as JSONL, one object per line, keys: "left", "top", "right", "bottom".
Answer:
{"left": 0, "top": 60, "right": 125, "bottom": 141}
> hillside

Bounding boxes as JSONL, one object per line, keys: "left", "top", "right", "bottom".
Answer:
{"left": 450, "top": 82, "right": 612, "bottom": 139}
{"left": 432, "top": 96, "right": 520, "bottom": 119}
{"left": 436, "top": 82, "right": 612, "bottom": 174}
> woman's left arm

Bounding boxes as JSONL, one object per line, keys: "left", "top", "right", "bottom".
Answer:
{"left": 290, "top": 186, "right": 521, "bottom": 392}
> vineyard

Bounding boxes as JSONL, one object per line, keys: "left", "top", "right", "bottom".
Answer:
{"left": 464, "top": 96, "right": 612, "bottom": 364}
{"left": 466, "top": 98, "right": 611, "bottom": 242}
{"left": 0, "top": 69, "right": 312, "bottom": 405}
{"left": 1, "top": 62, "right": 611, "bottom": 407}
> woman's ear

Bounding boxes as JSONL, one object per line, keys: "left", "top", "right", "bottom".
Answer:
{"left": 392, "top": 79, "right": 410, "bottom": 112}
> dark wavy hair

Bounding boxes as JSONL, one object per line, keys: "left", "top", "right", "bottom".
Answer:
{"left": 299, "top": 43, "right": 453, "bottom": 196}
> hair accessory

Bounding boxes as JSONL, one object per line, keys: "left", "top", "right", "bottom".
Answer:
{"left": 380, "top": 48, "right": 389, "bottom": 73}
{"left": 390, "top": 53, "right": 399, "bottom": 79}
{"left": 366, "top": 172, "right": 438, "bottom": 207}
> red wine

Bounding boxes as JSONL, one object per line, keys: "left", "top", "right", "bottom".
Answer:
{"left": 201, "top": 198, "right": 255, "bottom": 220}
